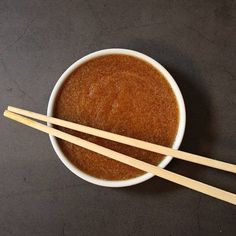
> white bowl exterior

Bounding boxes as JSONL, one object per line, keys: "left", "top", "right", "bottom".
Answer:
{"left": 47, "top": 48, "right": 186, "bottom": 187}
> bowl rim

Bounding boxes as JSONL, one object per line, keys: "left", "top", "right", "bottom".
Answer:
{"left": 47, "top": 48, "right": 186, "bottom": 187}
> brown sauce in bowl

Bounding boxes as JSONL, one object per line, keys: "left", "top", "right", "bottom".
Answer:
{"left": 54, "top": 54, "right": 179, "bottom": 180}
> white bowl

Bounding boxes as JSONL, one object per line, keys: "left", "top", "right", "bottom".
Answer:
{"left": 47, "top": 48, "right": 186, "bottom": 187}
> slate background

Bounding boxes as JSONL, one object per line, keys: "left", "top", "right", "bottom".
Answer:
{"left": 0, "top": 1, "right": 235, "bottom": 235}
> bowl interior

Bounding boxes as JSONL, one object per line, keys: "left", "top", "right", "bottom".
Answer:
{"left": 47, "top": 48, "right": 186, "bottom": 187}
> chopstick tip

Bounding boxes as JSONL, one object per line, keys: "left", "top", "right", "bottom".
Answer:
{"left": 7, "top": 105, "right": 13, "bottom": 111}
{"left": 3, "top": 110, "right": 9, "bottom": 117}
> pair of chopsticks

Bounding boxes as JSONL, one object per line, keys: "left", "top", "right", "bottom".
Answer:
{"left": 4, "top": 106, "right": 236, "bottom": 205}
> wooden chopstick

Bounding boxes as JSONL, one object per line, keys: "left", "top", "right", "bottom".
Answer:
{"left": 7, "top": 106, "right": 236, "bottom": 174}
{"left": 3, "top": 110, "right": 236, "bottom": 205}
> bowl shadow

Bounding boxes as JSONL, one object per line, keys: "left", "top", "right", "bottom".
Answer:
{"left": 116, "top": 40, "right": 215, "bottom": 195}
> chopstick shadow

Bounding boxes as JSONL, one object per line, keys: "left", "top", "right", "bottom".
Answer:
{"left": 117, "top": 40, "right": 215, "bottom": 195}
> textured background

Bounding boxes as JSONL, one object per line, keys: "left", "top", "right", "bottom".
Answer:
{"left": 0, "top": 1, "right": 235, "bottom": 235}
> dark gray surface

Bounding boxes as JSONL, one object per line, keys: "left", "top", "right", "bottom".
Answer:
{"left": 0, "top": 0, "right": 235, "bottom": 235}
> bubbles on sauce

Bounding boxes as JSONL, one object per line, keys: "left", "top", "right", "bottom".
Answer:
{"left": 54, "top": 54, "right": 179, "bottom": 180}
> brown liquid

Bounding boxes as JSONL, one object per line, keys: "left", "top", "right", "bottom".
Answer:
{"left": 54, "top": 54, "right": 179, "bottom": 180}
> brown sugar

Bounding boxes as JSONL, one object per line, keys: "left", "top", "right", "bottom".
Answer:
{"left": 54, "top": 54, "right": 179, "bottom": 180}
